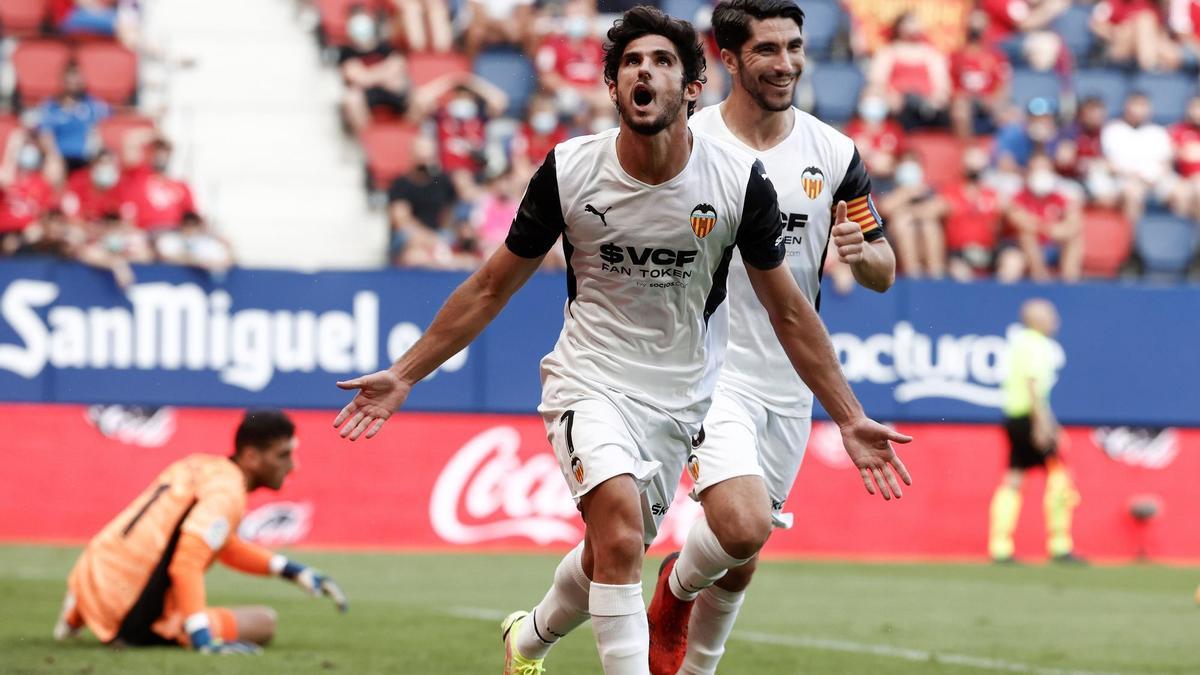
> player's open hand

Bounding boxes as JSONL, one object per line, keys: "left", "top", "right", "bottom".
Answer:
{"left": 831, "top": 200, "right": 865, "bottom": 264}
{"left": 839, "top": 417, "right": 913, "bottom": 500}
{"left": 333, "top": 369, "right": 411, "bottom": 440}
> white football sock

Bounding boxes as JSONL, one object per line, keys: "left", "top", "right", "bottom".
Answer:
{"left": 590, "top": 581, "right": 649, "bottom": 675}
{"left": 516, "top": 541, "right": 591, "bottom": 659}
{"left": 678, "top": 584, "right": 745, "bottom": 675}
{"left": 670, "top": 517, "right": 750, "bottom": 602}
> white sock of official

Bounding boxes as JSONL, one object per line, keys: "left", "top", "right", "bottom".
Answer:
{"left": 516, "top": 541, "right": 591, "bottom": 659}
{"left": 669, "top": 517, "right": 750, "bottom": 601}
{"left": 590, "top": 581, "right": 649, "bottom": 675}
{"left": 678, "top": 584, "right": 746, "bottom": 675}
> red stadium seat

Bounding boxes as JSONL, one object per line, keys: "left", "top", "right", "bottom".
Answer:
{"left": 12, "top": 40, "right": 71, "bottom": 105}
{"left": 361, "top": 121, "right": 420, "bottom": 189}
{"left": 0, "top": 116, "right": 21, "bottom": 153}
{"left": 1082, "top": 208, "right": 1133, "bottom": 278}
{"left": 904, "top": 131, "right": 965, "bottom": 189}
{"left": 76, "top": 42, "right": 138, "bottom": 105}
{"left": 317, "top": 0, "right": 356, "bottom": 46}
{"left": 405, "top": 52, "right": 471, "bottom": 88}
{"left": 0, "top": 0, "right": 49, "bottom": 37}
{"left": 96, "top": 114, "right": 155, "bottom": 153}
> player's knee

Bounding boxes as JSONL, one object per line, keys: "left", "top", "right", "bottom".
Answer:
{"left": 710, "top": 510, "right": 772, "bottom": 560}
{"left": 718, "top": 555, "right": 759, "bottom": 593}
{"left": 592, "top": 526, "right": 645, "bottom": 579}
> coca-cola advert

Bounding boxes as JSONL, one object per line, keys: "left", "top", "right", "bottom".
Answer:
{"left": 3, "top": 403, "right": 1199, "bottom": 561}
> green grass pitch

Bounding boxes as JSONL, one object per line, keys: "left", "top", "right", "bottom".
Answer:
{"left": 2, "top": 545, "right": 1198, "bottom": 674}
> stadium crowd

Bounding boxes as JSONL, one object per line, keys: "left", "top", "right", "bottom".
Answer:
{"left": 0, "top": 0, "right": 229, "bottom": 288}
{"left": 3, "top": 0, "right": 1199, "bottom": 283}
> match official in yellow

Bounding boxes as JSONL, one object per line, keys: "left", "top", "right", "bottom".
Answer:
{"left": 53, "top": 410, "right": 347, "bottom": 653}
{"left": 989, "top": 299, "right": 1082, "bottom": 564}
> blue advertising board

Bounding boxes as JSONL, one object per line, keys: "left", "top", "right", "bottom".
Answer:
{"left": 0, "top": 260, "right": 1195, "bottom": 426}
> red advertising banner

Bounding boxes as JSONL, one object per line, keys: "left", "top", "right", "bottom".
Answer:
{"left": 2, "top": 404, "right": 1197, "bottom": 562}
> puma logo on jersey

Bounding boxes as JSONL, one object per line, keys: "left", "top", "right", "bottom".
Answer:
{"left": 584, "top": 204, "right": 612, "bottom": 227}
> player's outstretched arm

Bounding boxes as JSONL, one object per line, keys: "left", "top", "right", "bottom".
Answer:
{"left": 830, "top": 200, "right": 896, "bottom": 293}
{"left": 334, "top": 246, "right": 545, "bottom": 440}
{"left": 744, "top": 264, "right": 913, "bottom": 499}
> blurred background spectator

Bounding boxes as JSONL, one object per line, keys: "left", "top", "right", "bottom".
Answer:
{"left": 1092, "top": 0, "right": 1181, "bottom": 71}
{"left": 116, "top": 132, "right": 200, "bottom": 231}
{"left": 464, "top": 0, "right": 536, "bottom": 56}
{"left": 998, "top": 153, "right": 1084, "bottom": 282}
{"left": 950, "top": 9, "right": 1011, "bottom": 138}
{"left": 155, "top": 213, "right": 234, "bottom": 276}
{"left": 535, "top": 0, "right": 609, "bottom": 118}
{"left": 1101, "top": 91, "right": 1189, "bottom": 224}
{"left": 879, "top": 149, "right": 945, "bottom": 278}
{"left": 386, "top": 136, "right": 470, "bottom": 269}
{"left": 35, "top": 64, "right": 110, "bottom": 173}
{"left": 0, "top": 128, "right": 63, "bottom": 235}
{"left": 866, "top": 12, "right": 952, "bottom": 130}
{"left": 938, "top": 146, "right": 1004, "bottom": 281}
{"left": 339, "top": 6, "right": 415, "bottom": 135}
{"left": 389, "top": 0, "right": 453, "bottom": 52}
{"left": 982, "top": 0, "right": 1069, "bottom": 71}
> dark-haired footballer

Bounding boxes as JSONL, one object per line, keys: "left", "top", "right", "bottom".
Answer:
{"left": 332, "top": 5, "right": 903, "bottom": 674}
{"left": 54, "top": 410, "right": 346, "bottom": 654}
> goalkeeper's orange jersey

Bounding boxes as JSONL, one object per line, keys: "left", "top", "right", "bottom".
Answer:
{"left": 67, "top": 454, "right": 247, "bottom": 643}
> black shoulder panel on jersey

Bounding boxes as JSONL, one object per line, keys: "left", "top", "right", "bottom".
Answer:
{"left": 703, "top": 244, "right": 736, "bottom": 325}
{"left": 505, "top": 149, "right": 567, "bottom": 258}
{"left": 561, "top": 233, "right": 577, "bottom": 308}
{"left": 736, "top": 159, "right": 786, "bottom": 270}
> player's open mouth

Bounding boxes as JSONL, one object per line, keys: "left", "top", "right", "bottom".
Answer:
{"left": 763, "top": 75, "right": 795, "bottom": 91}
{"left": 632, "top": 84, "right": 654, "bottom": 109}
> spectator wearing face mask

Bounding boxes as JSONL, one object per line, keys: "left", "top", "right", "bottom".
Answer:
{"left": 75, "top": 211, "right": 154, "bottom": 290}
{"left": 998, "top": 153, "right": 1083, "bottom": 283}
{"left": 407, "top": 74, "right": 508, "bottom": 204}
{"left": 1092, "top": 0, "right": 1182, "bottom": 72}
{"left": 879, "top": 149, "right": 944, "bottom": 278}
{"left": 994, "top": 97, "right": 1058, "bottom": 173}
{"left": 867, "top": 12, "right": 952, "bottom": 130}
{"left": 340, "top": 5, "right": 412, "bottom": 136}
{"left": 950, "top": 10, "right": 1011, "bottom": 139}
{"left": 845, "top": 91, "right": 907, "bottom": 192}
{"left": 1101, "top": 92, "right": 1189, "bottom": 224}
{"left": 535, "top": 0, "right": 609, "bottom": 117}
{"left": 1051, "top": 97, "right": 1118, "bottom": 208}
{"left": 0, "top": 129, "right": 64, "bottom": 235}
{"left": 980, "top": 0, "right": 1069, "bottom": 71}
{"left": 1168, "top": 95, "right": 1200, "bottom": 220}
{"left": 511, "top": 94, "right": 569, "bottom": 182}
{"left": 61, "top": 149, "right": 123, "bottom": 225}
{"left": 387, "top": 135, "right": 466, "bottom": 269}
{"left": 34, "top": 64, "right": 111, "bottom": 173}
{"left": 155, "top": 213, "right": 235, "bottom": 276}
{"left": 116, "top": 132, "right": 200, "bottom": 231}
{"left": 2, "top": 208, "right": 86, "bottom": 259}
{"left": 463, "top": 0, "right": 535, "bottom": 57}
{"left": 935, "top": 147, "right": 1003, "bottom": 281}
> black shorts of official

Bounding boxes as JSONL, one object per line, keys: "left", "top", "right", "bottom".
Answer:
{"left": 1004, "top": 415, "right": 1057, "bottom": 470}
{"left": 365, "top": 87, "right": 409, "bottom": 114}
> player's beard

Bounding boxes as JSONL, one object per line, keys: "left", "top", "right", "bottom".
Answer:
{"left": 616, "top": 83, "right": 685, "bottom": 136}
{"left": 739, "top": 59, "right": 799, "bottom": 113}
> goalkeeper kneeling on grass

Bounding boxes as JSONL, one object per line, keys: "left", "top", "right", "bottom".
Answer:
{"left": 53, "top": 409, "right": 347, "bottom": 653}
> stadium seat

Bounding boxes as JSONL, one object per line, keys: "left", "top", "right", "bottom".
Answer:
{"left": 1131, "top": 72, "right": 1198, "bottom": 125}
{"left": 406, "top": 52, "right": 471, "bottom": 88}
{"left": 1052, "top": 3, "right": 1094, "bottom": 61}
{"left": 1009, "top": 69, "right": 1060, "bottom": 112}
{"left": 661, "top": 0, "right": 706, "bottom": 24}
{"left": 316, "top": 0, "right": 356, "bottom": 46}
{"left": 810, "top": 61, "right": 863, "bottom": 123}
{"left": 361, "top": 121, "right": 420, "bottom": 190}
{"left": 905, "top": 131, "right": 964, "bottom": 189}
{"left": 796, "top": 0, "right": 844, "bottom": 59}
{"left": 1082, "top": 207, "right": 1132, "bottom": 278}
{"left": 12, "top": 40, "right": 71, "bottom": 106}
{"left": 96, "top": 114, "right": 155, "bottom": 153}
{"left": 0, "top": 0, "right": 48, "bottom": 37}
{"left": 1135, "top": 213, "right": 1198, "bottom": 280}
{"left": 1072, "top": 68, "right": 1129, "bottom": 115}
{"left": 76, "top": 42, "right": 138, "bottom": 105}
{"left": 473, "top": 47, "right": 536, "bottom": 117}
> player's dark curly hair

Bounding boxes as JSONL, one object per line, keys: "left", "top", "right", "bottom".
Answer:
{"left": 235, "top": 409, "right": 295, "bottom": 455}
{"left": 603, "top": 5, "right": 707, "bottom": 116}
{"left": 711, "top": 0, "right": 805, "bottom": 54}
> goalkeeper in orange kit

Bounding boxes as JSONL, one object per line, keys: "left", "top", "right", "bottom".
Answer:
{"left": 53, "top": 410, "right": 347, "bottom": 653}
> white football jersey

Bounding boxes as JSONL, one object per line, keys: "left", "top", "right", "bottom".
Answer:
{"left": 505, "top": 128, "right": 786, "bottom": 422}
{"left": 690, "top": 105, "right": 885, "bottom": 416}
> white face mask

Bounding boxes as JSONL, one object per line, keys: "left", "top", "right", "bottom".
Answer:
{"left": 447, "top": 98, "right": 479, "bottom": 121}
{"left": 564, "top": 16, "right": 590, "bottom": 40}
{"left": 347, "top": 14, "right": 376, "bottom": 46}
{"left": 531, "top": 111, "right": 558, "bottom": 135}
{"left": 895, "top": 160, "right": 924, "bottom": 187}
{"left": 590, "top": 116, "right": 616, "bottom": 134}
{"left": 18, "top": 145, "right": 42, "bottom": 171}
{"left": 1029, "top": 170, "right": 1057, "bottom": 196}
{"left": 858, "top": 97, "right": 888, "bottom": 124}
{"left": 93, "top": 163, "right": 119, "bottom": 189}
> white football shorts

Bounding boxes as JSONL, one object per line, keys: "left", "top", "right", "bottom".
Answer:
{"left": 540, "top": 376, "right": 699, "bottom": 546}
{"left": 687, "top": 385, "right": 812, "bottom": 529}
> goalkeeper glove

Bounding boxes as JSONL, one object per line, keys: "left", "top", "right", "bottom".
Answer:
{"left": 185, "top": 613, "right": 261, "bottom": 655}
{"left": 273, "top": 556, "right": 349, "bottom": 613}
